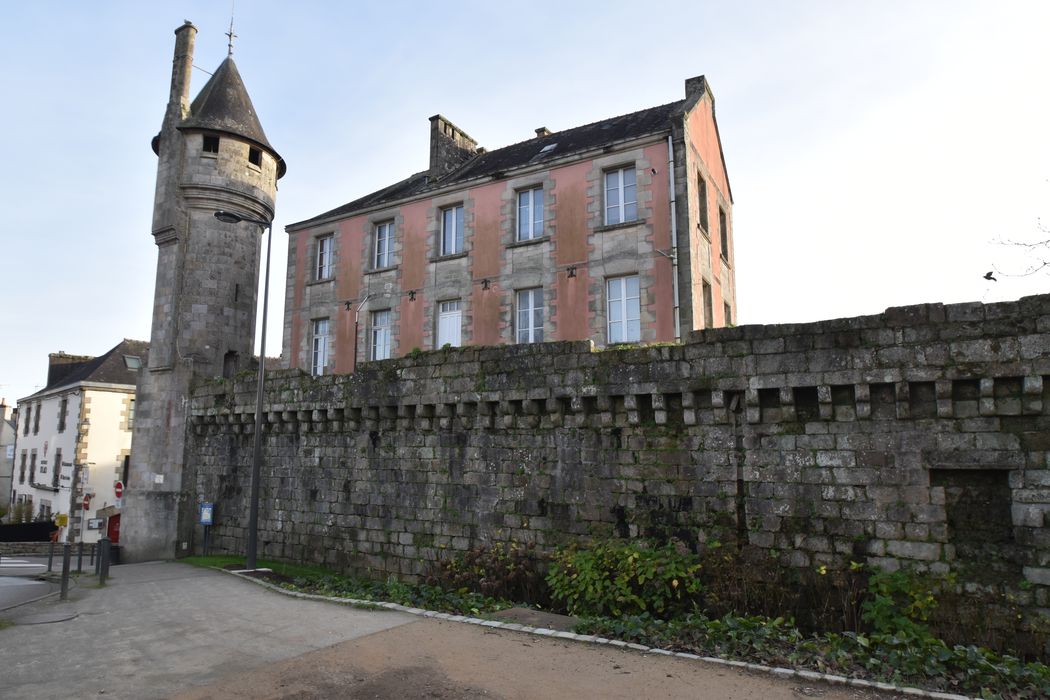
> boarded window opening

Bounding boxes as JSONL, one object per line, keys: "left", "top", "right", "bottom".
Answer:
{"left": 930, "top": 469, "right": 1019, "bottom": 582}
{"left": 952, "top": 379, "right": 980, "bottom": 418}
{"left": 759, "top": 388, "right": 781, "bottom": 423}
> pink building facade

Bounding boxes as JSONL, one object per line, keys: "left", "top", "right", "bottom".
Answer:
{"left": 284, "top": 76, "right": 735, "bottom": 375}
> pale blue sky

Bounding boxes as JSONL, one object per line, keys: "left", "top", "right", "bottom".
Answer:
{"left": 1, "top": 1, "right": 1047, "bottom": 404}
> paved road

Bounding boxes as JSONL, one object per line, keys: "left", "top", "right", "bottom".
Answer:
{"left": 0, "top": 562, "right": 906, "bottom": 700}
{"left": 0, "top": 562, "right": 414, "bottom": 699}
{"left": 0, "top": 557, "right": 54, "bottom": 610}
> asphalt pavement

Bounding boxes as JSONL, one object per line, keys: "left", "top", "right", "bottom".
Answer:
{"left": 0, "top": 561, "right": 414, "bottom": 699}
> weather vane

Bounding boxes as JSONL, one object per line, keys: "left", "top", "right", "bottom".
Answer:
{"left": 225, "top": 2, "right": 237, "bottom": 56}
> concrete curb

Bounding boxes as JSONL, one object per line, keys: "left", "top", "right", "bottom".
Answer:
{"left": 217, "top": 568, "right": 974, "bottom": 700}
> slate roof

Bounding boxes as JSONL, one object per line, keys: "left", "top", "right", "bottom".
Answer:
{"left": 153, "top": 56, "right": 286, "bottom": 178}
{"left": 290, "top": 99, "right": 687, "bottom": 229}
{"left": 28, "top": 340, "right": 149, "bottom": 399}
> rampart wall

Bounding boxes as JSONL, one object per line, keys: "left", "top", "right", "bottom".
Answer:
{"left": 185, "top": 295, "right": 1050, "bottom": 621}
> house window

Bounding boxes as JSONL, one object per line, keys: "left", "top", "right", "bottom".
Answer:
{"left": 128, "top": 399, "right": 135, "bottom": 430}
{"left": 697, "top": 174, "right": 709, "bottom": 232}
{"left": 23, "top": 405, "right": 31, "bottom": 435}
{"left": 248, "top": 147, "right": 262, "bottom": 167}
{"left": 441, "top": 205, "right": 464, "bottom": 256}
{"left": 52, "top": 449, "right": 61, "bottom": 488}
{"left": 516, "top": 288, "right": 544, "bottom": 343}
{"left": 311, "top": 319, "right": 330, "bottom": 376}
{"left": 604, "top": 166, "right": 637, "bottom": 225}
{"left": 202, "top": 135, "right": 220, "bottom": 153}
{"left": 724, "top": 302, "right": 732, "bottom": 326}
{"left": 371, "top": 310, "right": 392, "bottom": 361}
{"left": 437, "top": 300, "right": 462, "bottom": 348}
{"left": 29, "top": 450, "right": 37, "bottom": 485}
{"left": 702, "top": 281, "right": 714, "bottom": 329}
{"left": 607, "top": 275, "right": 641, "bottom": 344}
{"left": 719, "top": 207, "right": 729, "bottom": 261}
{"left": 58, "top": 397, "right": 68, "bottom": 433}
{"left": 18, "top": 451, "right": 26, "bottom": 484}
{"left": 316, "top": 235, "right": 334, "bottom": 280}
{"left": 517, "top": 187, "right": 544, "bottom": 241}
{"left": 32, "top": 403, "right": 40, "bottom": 435}
{"left": 374, "top": 222, "right": 394, "bottom": 268}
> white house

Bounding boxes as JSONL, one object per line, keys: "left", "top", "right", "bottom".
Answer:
{"left": 10, "top": 339, "right": 148, "bottom": 543}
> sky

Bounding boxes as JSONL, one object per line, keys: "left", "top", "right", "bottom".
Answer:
{"left": 1, "top": 1, "right": 1047, "bottom": 405}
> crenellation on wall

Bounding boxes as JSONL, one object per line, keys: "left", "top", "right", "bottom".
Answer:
{"left": 186, "top": 295, "right": 1050, "bottom": 640}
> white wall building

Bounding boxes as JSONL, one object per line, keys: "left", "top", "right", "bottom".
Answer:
{"left": 10, "top": 340, "right": 147, "bottom": 543}
{"left": 0, "top": 401, "right": 15, "bottom": 515}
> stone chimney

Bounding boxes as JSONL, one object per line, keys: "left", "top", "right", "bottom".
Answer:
{"left": 535, "top": 127, "right": 552, "bottom": 138}
{"left": 165, "top": 21, "right": 198, "bottom": 129}
{"left": 685, "top": 75, "right": 708, "bottom": 100}
{"left": 429, "top": 115, "right": 478, "bottom": 179}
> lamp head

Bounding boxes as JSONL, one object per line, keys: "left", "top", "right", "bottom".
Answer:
{"left": 214, "top": 210, "right": 243, "bottom": 224}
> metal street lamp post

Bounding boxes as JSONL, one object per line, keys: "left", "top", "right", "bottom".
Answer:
{"left": 214, "top": 209, "right": 274, "bottom": 570}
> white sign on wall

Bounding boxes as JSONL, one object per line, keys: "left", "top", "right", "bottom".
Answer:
{"left": 5, "top": 445, "right": 12, "bottom": 459}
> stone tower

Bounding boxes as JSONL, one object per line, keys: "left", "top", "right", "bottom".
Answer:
{"left": 123, "top": 22, "right": 285, "bottom": 561}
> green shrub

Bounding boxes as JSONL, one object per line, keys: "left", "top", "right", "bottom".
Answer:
{"left": 546, "top": 539, "right": 701, "bottom": 618}
{"left": 427, "top": 541, "right": 549, "bottom": 605}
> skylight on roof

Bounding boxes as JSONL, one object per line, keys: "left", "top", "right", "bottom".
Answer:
{"left": 529, "top": 143, "right": 559, "bottom": 163}
{"left": 124, "top": 355, "right": 142, "bottom": 370}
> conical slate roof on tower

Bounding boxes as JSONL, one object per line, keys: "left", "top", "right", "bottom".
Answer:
{"left": 153, "top": 55, "right": 286, "bottom": 177}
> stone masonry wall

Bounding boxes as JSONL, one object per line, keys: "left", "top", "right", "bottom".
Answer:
{"left": 186, "top": 295, "right": 1050, "bottom": 623}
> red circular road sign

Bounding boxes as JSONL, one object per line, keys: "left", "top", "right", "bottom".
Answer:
{"left": 114, "top": 481, "right": 124, "bottom": 499}
{"left": 83, "top": 495, "right": 91, "bottom": 511}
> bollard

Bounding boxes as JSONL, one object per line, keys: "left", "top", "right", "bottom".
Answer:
{"left": 60, "top": 544, "right": 72, "bottom": 600}
{"left": 47, "top": 540, "right": 55, "bottom": 572}
{"left": 77, "top": 541, "right": 84, "bottom": 573}
{"left": 98, "top": 537, "right": 111, "bottom": 585}
{"left": 94, "top": 543, "right": 101, "bottom": 574}
{"left": 90, "top": 542, "right": 96, "bottom": 567}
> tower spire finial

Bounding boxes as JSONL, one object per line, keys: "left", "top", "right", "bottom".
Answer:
{"left": 225, "top": 2, "right": 237, "bottom": 56}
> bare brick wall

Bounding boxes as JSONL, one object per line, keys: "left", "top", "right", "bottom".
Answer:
{"left": 186, "top": 294, "right": 1050, "bottom": 616}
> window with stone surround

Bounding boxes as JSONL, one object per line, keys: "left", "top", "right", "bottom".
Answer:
{"left": 52, "top": 448, "right": 61, "bottom": 488}
{"left": 437, "top": 300, "right": 462, "bottom": 348}
{"left": 607, "top": 275, "right": 641, "bottom": 343}
{"left": 371, "top": 310, "right": 392, "bottom": 361}
{"left": 248, "top": 147, "right": 262, "bottom": 167}
{"left": 440, "top": 205, "right": 464, "bottom": 256}
{"left": 374, "top": 221, "right": 394, "bottom": 268}
{"left": 719, "top": 207, "right": 729, "bottom": 262}
{"left": 604, "top": 166, "right": 637, "bottom": 225}
{"left": 202, "top": 135, "right": 219, "bottom": 153}
{"left": 315, "top": 235, "right": 334, "bottom": 280}
{"left": 702, "top": 281, "right": 714, "bottom": 329}
{"left": 517, "top": 187, "right": 544, "bottom": 241}
{"left": 697, "top": 174, "right": 709, "bottom": 232}
{"left": 516, "top": 288, "right": 544, "bottom": 344}
{"left": 58, "top": 396, "right": 68, "bottom": 433}
{"left": 311, "top": 318, "right": 330, "bottom": 376}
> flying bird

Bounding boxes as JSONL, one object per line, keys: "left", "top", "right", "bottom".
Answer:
{"left": 984, "top": 271, "right": 997, "bottom": 282}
